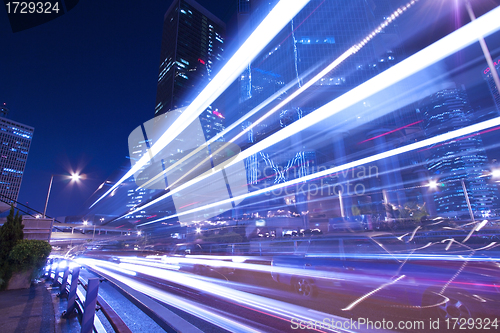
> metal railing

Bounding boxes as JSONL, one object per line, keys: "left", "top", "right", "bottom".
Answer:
{"left": 46, "top": 258, "right": 131, "bottom": 333}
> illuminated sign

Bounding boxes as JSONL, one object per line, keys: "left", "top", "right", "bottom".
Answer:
{"left": 483, "top": 58, "right": 500, "bottom": 75}
{"left": 213, "top": 110, "right": 224, "bottom": 119}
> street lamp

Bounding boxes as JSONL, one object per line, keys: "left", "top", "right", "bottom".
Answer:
{"left": 428, "top": 178, "right": 474, "bottom": 221}
{"left": 43, "top": 173, "right": 82, "bottom": 218}
{"left": 428, "top": 180, "right": 438, "bottom": 190}
{"left": 461, "top": 179, "right": 474, "bottom": 222}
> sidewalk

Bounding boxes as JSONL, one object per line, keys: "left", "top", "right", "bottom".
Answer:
{"left": 0, "top": 280, "right": 79, "bottom": 333}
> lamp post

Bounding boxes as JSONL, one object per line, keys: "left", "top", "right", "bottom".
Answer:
{"left": 461, "top": 179, "right": 474, "bottom": 222}
{"left": 43, "top": 173, "right": 82, "bottom": 218}
{"left": 429, "top": 178, "right": 475, "bottom": 221}
{"left": 42, "top": 175, "right": 54, "bottom": 219}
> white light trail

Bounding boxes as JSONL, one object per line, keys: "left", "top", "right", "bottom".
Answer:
{"left": 77, "top": 259, "right": 263, "bottom": 333}
{"left": 139, "top": 115, "right": 500, "bottom": 226}
{"left": 136, "top": 69, "right": 315, "bottom": 191}
{"left": 75, "top": 258, "right": 137, "bottom": 276}
{"left": 90, "top": 0, "right": 311, "bottom": 208}
{"left": 148, "top": 0, "right": 421, "bottom": 191}
{"left": 342, "top": 275, "right": 406, "bottom": 311}
{"left": 113, "top": 3, "right": 500, "bottom": 223}
{"left": 234, "top": 4, "right": 500, "bottom": 163}
{"left": 123, "top": 0, "right": 423, "bottom": 218}
{"left": 81, "top": 258, "right": 364, "bottom": 333}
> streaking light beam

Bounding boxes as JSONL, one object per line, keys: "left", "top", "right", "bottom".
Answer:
{"left": 138, "top": 116, "right": 500, "bottom": 226}
{"left": 131, "top": 5, "right": 500, "bottom": 224}
{"left": 90, "top": 0, "right": 311, "bottom": 208}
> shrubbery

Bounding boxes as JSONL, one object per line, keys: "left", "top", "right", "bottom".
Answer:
{"left": 0, "top": 206, "right": 24, "bottom": 262}
{"left": 0, "top": 207, "right": 51, "bottom": 289}
{"left": 9, "top": 240, "right": 52, "bottom": 273}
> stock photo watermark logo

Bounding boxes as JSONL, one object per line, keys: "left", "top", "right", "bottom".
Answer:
{"left": 252, "top": 164, "right": 379, "bottom": 197}
{"left": 128, "top": 108, "right": 248, "bottom": 224}
{"left": 4, "top": 0, "right": 80, "bottom": 32}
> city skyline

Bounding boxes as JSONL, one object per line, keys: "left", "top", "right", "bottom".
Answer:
{"left": 82, "top": 0, "right": 500, "bottom": 234}
{"left": 1, "top": 0, "right": 500, "bottom": 219}
{"left": 0, "top": 104, "right": 33, "bottom": 210}
{"left": 0, "top": 0, "right": 237, "bottom": 217}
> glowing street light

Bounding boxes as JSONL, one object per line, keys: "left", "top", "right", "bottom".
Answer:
{"left": 428, "top": 180, "right": 438, "bottom": 190}
{"left": 70, "top": 173, "right": 81, "bottom": 182}
{"left": 491, "top": 169, "right": 500, "bottom": 179}
{"left": 43, "top": 173, "right": 83, "bottom": 218}
{"left": 137, "top": 230, "right": 142, "bottom": 236}
{"left": 83, "top": 220, "right": 88, "bottom": 226}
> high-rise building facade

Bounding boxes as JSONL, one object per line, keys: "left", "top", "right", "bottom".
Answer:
{"left": 0, "top": 105, "right": 34, "bottom": 204}
{"left": 421, "top": 88, "right": 499, "bottom": 218}
{"left": 229, "top": 0, "right": 410, "bottom": 226}
{"left": 155, "top": 0, "right": 226, "bottom": 117}
{"left": 482, "top": 55, "right": 500, "bottom": 113}
{"left": 234, "top": 0, "right": 403, "bottom": 190}
{"left": 236, "top": 0, "right": 402, "bottom": 121}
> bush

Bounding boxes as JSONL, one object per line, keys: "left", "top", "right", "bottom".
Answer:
{"left": 9, "top": 240, "right": 52, "bottom": 273}
{"left": 0, "top": 206, "right": 24, "bottom": 288}
{"left": 0, "top": 206, "right": 24, "bottom": 262}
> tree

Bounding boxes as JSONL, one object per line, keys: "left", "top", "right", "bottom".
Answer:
{"left": 0, "top": 206, "right": 24, "bottom": 288}
{"left": 0, "top": 206, "right": 24, "bottom": 261}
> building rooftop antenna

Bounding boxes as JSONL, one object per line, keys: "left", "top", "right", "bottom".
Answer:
{"left": 0, "top": 103, "right": 9, "bottom": 117}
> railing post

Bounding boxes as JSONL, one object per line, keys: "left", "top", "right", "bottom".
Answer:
{"left": 52, "top": 263, "right": 60, "bottom": 286}
{"left": 63, "top": 266, "right": 80, "bottom": 317}
{"left": 59, "top": 266, "right": 70, "bottom": 298}
{"left": 81, "top": 278, "right": 100, "bottom": 333}
{"left": 44, "top": 260, "right": 51, "bottom": 279}
{"left": 47, "top": 259, "right": 55, "bottom": 281}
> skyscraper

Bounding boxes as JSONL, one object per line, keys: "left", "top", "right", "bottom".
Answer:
{"left": 234, "top": 0, "right": 403, "bottom": 197}
{"left": 236, "top": 0, "right": 402, "bottom": 121}
{"left": 421, "top": 88, "right": 499, "bottom": 218}
{"left": 0, "top": 105, "right": 34, "bottom": 205}
{"left": 482, "top": 55, "right": 500, "bottom": 113}
{"left": 154, "top": 0, "right": 226, "bottom": 117}
{"left": 227, "top": 0, "right": 410, "bottom": 228}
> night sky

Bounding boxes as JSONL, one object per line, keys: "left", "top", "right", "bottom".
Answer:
{"left": 1, "top": 0, "right": 499, "bottom": 218}
{"left": 0, "top": 0, "right": 236, "bottom": 218}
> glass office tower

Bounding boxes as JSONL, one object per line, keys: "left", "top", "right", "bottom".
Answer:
{"left": 155, "top": 0, "right": 225, "bottom": 115}
{"left": 154, "top": 0, "right": 226, "bottom": 141}
{"left": 421, "top": 88, "right": 499, "bottom": 218}
{"left": 482, "top": 56, "right": 500, "bottom": 113}
{"left": 0, "top": 105, "right": 34, "bottom": 204}
{"left": 232, "top": 0, "right": 408, "bottom": 226}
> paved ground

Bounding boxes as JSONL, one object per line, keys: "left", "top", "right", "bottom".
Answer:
{"left": 0, "top": 280, "right": 79, "bottom": 333}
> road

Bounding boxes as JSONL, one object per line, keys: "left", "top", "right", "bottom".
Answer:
{"left": 74, "top": 252, "right": 450, "bottom": 333}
